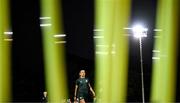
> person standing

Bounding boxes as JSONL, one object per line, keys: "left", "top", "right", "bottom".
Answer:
{"left": 74, "top": 70, "right": 95, "bottom": 103}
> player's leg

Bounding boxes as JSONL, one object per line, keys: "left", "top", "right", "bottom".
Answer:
{"left": 80, "top": 99, "right": 85, "bottom": 103}
{"left": 79, "top": 94, "right": 86, "bottom": 103}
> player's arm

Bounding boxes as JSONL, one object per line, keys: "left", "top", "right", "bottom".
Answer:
{"left": 74, "top": 85, "right": 78, "bottom": 100}
{"left": 88, "top": 83, "right": 95, "bottom": 97}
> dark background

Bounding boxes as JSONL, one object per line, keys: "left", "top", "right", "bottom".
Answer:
{"left": 9, "top": 0, "right": 179, "bottom": 102}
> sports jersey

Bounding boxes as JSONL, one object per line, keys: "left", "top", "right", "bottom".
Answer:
{"left": 76, "top": 78, "right": 89, "bottom": 100}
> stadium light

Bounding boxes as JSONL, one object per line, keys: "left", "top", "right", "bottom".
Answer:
{"left": 132, "top": 24, "right": 148, "bottom": 38}
{"left": 132, "top": 24, "right": 148, "bottom": 103}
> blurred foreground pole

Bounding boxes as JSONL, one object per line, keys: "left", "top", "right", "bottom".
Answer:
{"left": 151, "top": 0, "right": 179, "bottom": 102}
{"left": 0, "top": 0, "right": 11, "bottom": 102}
{"left": 95, "top": 0, "right": 131, "bottom": 102}
{"left": 40, "top": 0, "right": 67, "bottom": 102}
{"left": 110, "top": 0, "right": 131, "bottom": 102}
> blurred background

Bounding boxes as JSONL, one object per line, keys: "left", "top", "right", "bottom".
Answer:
{"left": 0, "top": 0, "right": 179, "bottom": 102}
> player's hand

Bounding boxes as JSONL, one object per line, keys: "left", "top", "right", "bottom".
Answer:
{"left": 93, "top": 97, "right": 96, "bottom": 102}
{"left": 93, "top": 94, "right": 96, "bottom": 98}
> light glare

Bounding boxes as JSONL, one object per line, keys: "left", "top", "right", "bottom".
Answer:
{"left": 132, "top": 24, "right": 148, "bottom": 38}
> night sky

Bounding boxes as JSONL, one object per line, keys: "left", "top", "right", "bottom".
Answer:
{"left": 9, "top": 0, "right": 179, "bottom": 102}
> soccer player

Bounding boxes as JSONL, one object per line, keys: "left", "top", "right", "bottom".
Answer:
{"left": 74, "top": 70, "right": 95, "bottom": 103}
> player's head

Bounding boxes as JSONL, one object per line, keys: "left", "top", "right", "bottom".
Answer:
{"left": 79, "top": 70, "right": 86, "bottom": 78}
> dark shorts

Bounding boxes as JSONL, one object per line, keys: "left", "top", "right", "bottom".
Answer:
{"left": 78, "top": 92, "right": 88, "bottom": 100}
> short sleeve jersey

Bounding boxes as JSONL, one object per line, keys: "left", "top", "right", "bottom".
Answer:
{"left": 76, "top": 78, "right": 89, "bottom": 94}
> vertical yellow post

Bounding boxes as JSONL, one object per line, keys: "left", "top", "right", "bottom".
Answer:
{"left": 40, "top": 0, "right": 67, "bottom": 102}
{"left": 110, "top": 0, "right": 131, "bottom": 102}
{"left": 151, "top": 0, "right": 179, "bottom": 102}
{"left": 95, "top": 0, "right": 131, "bottom": 102}
{"left": 0, "top": 0, "right": 11, "bottom": 102}
{"left": 95, "top": 0, "right": 115, "bottom": 102}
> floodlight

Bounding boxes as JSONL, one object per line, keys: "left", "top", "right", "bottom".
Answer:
{"left": 132, "top": 24, "right": 148, "bottom": 38}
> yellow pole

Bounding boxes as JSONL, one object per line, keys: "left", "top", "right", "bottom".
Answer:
{"left": 110, "top": 0, "right": 131, "bottom": 102}
{"left": 95, "top": 0, "right": 115, "bottom": 102}
{"left": 95, "top": 0, "right": 131, "bottom": 102}
{"left": 40, "top": 0, "right": 67, "bottom": 102}
{"left": 151, "top": 0, "right": 179, "bottom": 102}
{"left": 0, "top": 0, "right": 11, "bottom": 102}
